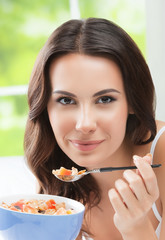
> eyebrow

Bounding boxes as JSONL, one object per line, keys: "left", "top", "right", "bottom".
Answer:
{"left": 93, "top": 89, "right": 121, "bottom": 97}
{"left": 53, "top": 90, "right": 76, "bottom": 97}
{"left": 53, "top": 89, "right": 121, "bottom": 97}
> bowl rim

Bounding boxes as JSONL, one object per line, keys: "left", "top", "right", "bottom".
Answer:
{"left": 0, "top": 193, "right": 85, "bottom": 217}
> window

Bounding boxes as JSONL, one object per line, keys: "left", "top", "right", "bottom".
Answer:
{"left": 0, "top": 0, "right": 146, "bottom": 200}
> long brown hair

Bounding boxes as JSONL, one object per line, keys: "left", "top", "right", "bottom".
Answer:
{"left": 24, "top": 18, "right": 156, "bottom": 235}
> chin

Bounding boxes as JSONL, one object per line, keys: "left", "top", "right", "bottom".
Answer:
{"left": 71, "top": 156, "right": 102, "bottom": 169}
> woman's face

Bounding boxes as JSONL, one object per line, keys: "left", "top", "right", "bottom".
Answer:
{"left": 47, "top": 54, "right": 130, "bottom": 168}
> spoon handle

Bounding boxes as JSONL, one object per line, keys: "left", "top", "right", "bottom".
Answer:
{"left": 99, "top": 164, "right": 161, "bottom": 172}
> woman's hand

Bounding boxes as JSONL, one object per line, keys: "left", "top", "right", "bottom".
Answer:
{"left": 108, "top": 154, "right": 159, "bottom": 239}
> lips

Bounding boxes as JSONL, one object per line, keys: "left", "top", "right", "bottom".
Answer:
{"left": 69, "top": 140, "right": 104, "bottom": 151}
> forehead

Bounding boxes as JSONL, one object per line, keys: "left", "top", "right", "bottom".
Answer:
{"left": 49, "top": 54, "right": 124, "bottom": 93}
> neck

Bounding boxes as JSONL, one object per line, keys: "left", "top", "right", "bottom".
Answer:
{"left": 90, "top": 138, "right": 134, "bottom": 192}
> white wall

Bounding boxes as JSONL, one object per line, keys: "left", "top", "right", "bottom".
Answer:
{"left": 0, "top": 156, "right": 36, "bottom": 197}
{"left": 145, "top": 0, "right": 165, "bottom": 121}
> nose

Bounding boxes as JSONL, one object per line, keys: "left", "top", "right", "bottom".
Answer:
{"left": 75, "top": 105, "right": 97, "bottom": 134}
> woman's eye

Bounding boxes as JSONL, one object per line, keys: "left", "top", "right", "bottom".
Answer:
{"left": 97, "top": 96, "right": 114, "bottom": 104}
{"left": 58, "top": 97, "right": 75, "bottom": 105}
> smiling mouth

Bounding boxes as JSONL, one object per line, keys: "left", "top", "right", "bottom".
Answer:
{"left": 69, "top": 140, "right": 104, "bottom": 151}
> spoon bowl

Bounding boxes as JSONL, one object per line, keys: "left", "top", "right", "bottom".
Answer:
{"left": 53, "top": 164, "right": 161, "bottom": 182}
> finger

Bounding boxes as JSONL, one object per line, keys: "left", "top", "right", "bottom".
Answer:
{"left": 133, "top": 156, "right": 159, "bottom": 200}
{"left": 123, "top": 170, "right": 152, "bottom": 211}
{"left": 144, "top": 153, "right": 152, "bottom": 165}
{"left": 114, "top": 179, "right": 138, "bottom": 210}
{"left": 123, "top": 169, "right": 147, "bottom": 200}
{"left": 135, "top": 154, "right": 152, "bottom": 175}
{"left": 108, "top": 188, "right": 128, "bottom": 216}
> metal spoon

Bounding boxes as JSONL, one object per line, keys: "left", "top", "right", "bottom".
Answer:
{"left": 52, "top": 164, "right": 161, "bottom": 182}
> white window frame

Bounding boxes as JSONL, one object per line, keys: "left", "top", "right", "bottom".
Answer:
{"left": 145, "top": 0, "right": 165, "bottom": 121}
{"left": 0, "top": 0, "right": 164, "bottom": 201}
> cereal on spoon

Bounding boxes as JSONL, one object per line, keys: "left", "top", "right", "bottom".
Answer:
{"left": 52, "top": 167, "right": 86, "bottom": 181}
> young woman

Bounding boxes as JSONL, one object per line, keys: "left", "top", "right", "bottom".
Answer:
{"left": 24, "top": 18, "right": 165, "bottom": 240}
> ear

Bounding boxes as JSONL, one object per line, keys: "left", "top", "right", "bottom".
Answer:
{"left": 128, "top": 106, "right": 134, "bottom": 115}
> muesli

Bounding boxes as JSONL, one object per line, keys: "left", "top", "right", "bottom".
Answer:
{"left": 0, "top": 198, "right": 74, "bottom": 215}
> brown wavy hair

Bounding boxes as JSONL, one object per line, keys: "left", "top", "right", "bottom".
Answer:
{"left": 24, "top": 17, "right": 156, "bottom": 237}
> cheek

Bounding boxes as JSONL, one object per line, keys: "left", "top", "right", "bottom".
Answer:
{"left": 101, "top": 105, "right": 128, "bottom": 139}
{"left": 48, "top": 109, "right": 74, "bottom": 140}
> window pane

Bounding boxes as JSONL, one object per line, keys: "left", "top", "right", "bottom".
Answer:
{"left": 0, "top": 95, "right": 28, "bottom": 156}
{"left": 79, "top": 0, "right": 146, "bottom": 56}
{"left": 0, "top": 0, "right": 70, "bottom": 87}
{"left": 0, "top": 0, "right": 71, "bottom": 156}
{"left": 0, "top": 0, "right": 146, "bottom": 156}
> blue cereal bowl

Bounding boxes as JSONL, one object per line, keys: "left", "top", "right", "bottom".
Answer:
{"left": 0, "top": 194, "right": 85, "bottom": 240}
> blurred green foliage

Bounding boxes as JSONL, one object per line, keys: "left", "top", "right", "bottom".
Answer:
{"left": 0, "top": 126, "right": 25, "bottom": 155}
{"left": 0, "top": 0, "right": 70, "bottom": 86}
{"left": 0, "top": 0, "right": 70, "bottom": 156}
{"left": 0, "top": 95, "right": 28, "bottom": 155}
{"left": 79, "top": 0, "right": 146, "bottom": 56}
{"left": 0, "top": 0, "right": 146, "bottom": 156}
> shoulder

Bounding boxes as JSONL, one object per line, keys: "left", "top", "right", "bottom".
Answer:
{"left": 153, "top": 120, "right": 165, "bottom": 161}
{"left": 153, "top": 120, "right": 165, "bottom": 218}
{"left": 154, "top": 121, "right": 165, "bottom": 161}
{"left": 154, "top": 121, "right": 165, "bottom": 238}
{"left": 153, "top": 120, "right": 165, "bottom": 176}
{"left": 156, "top": 120, "right": 165, "bottom": 132}
{"left": 153, "top": 120, "right": 165, "bottom": 155}
{"left": 133, "top": 120, "right": 165, "bottom": 160}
